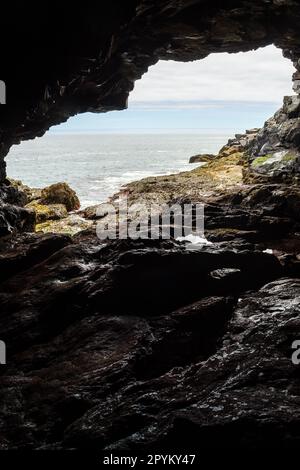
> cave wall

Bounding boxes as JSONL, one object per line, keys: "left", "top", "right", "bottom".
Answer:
{"left": 1, "top": 0, "right": 300, "bottom": 181}
{"left": 1, "top": 2, "right": 300, "bottom": 450}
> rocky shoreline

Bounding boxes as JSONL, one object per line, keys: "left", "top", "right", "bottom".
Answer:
{"left": 9, "top": 101, "right": 300, "bottom": 248}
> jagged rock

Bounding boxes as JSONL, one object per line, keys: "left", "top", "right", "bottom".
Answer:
{"left": 26, "top": 200, "right": 68, "bottom": 223}
{"left": 243, "top": 149, "right": 300, "bottom": 183}
{"left": 80, "top": 203, "right": 107, "bottom": 220}
{"left": 219, "top": 145, "right": 244, "bottom": 158}
{"left": 0, "top": 203, "right": 35, "bottom": 236}
{"left": 246, "top": 128, "right": 260, "bottom": 134}
{"left": 10, "top": 180, "right": 82, "bottom": 231}
{"left": 90, "top": 143, "right": 299, "bottom": 248}
{"left": 189, "top": 154, "right": 215, "bottom": 164}
{"left": 244, "top": 96, "right": 300, "bottom": 183}
{"left": 40, "top": 182, "right": 80, "bottom": 212}
{"left": 0, "top": 181, "right": 36, "bottom": 235}
{"left": 1, "top": 181, "right": 27, "bottom": 207}
{"left": 204, "top": 184, "right": 300, "bottom": 244}
{"left": 36, "top": 213, "right": 94, "bottom": 235}
{"left": 8, "top": 179, "right": 42, "bottom": 204}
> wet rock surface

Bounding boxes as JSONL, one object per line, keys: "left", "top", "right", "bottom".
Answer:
{"left": 0, "top": 233, "right": 299, "bottom": 450}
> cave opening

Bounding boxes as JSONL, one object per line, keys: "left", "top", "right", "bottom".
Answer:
{"left": 5, "top": 45, "right": 294, "bottom": 215}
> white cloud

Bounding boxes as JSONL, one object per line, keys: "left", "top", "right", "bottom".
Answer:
{"left": 129, "top": 45, "right": 295, "bottom": 104}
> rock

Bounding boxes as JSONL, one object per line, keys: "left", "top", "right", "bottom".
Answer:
{"left": 245, "top": 150, "right": 300, "bottom": 184}
{"left": 36, "top": 213, "right": 93, "bottom": 236}
{"left": 205, "top": 228, "right": 260, "bottom": 243}
{"left": 283, "top": 95, "right": 300, "bottom": 117}
{"left": 8, "top": 179, "right": 42, "bottom": 204}
{"left": 25, "top": 200, "right": 68, "bottom": 223}
{"left": 155, "top": 278, "right": 300, "bottom": 451}
{"left": 0, "top": 203, "right": 35, "bottom": 236}
{"left": 0, "top": 232, "right": 72, "bottom": 283}
{"left": 189, "top": 154, "right": 215, "bottom": 163}
{"left": 0, "top": 231, "right": 298, "bottom": 450}
{"left": 220, "top": 132, "right": 259, "bottom": 156}
{"left": 9, "top": 180, "right": 84, "bottom": 233}
{"left": 0, "top": 182, "right": 36, "bottom": 235}
{"left": 40, "top": 182, "right": 80, "bottom": 212}
{"left": 3, "top": 179, "right": 29, "bottom": 206}
{"left": 0, "top": 0, "right": 300, "bottom": 452}
{"left": 245, "top": 96, "right": 300, "bottom": 183}
{"left": 116, "top": 151, "right": 244, "bottom": 210}
{"left": 80, "top": 203, "right": 108, "bottom": 220}
{"left": 204, "top": 184, "right": 300, "bottom": 244}
{"left": 219, "top": 145, "right": 244, "bottom": 157}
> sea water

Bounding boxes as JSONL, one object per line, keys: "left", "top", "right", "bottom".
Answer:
{"left": 7, "top": 133, "right": 231, "bottom": 208}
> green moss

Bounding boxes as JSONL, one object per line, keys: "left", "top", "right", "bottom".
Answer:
{"left": 252, "top": 154, "right": 273, "bottom": 167}
{"left": 282, "top": 152, "right": 297, "bottom": 162}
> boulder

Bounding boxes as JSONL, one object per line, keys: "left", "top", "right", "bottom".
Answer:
{"left": 40, "top": 182, "right": 80, "bottom": 211}
{"left": 8, "top": 178, "right": 42, "bottom": 204}
{"left": 189, "top": 154, "right": 215, "bottom": 163}
{"left": 25, "top": 200, "right": 68, "bottom": 223}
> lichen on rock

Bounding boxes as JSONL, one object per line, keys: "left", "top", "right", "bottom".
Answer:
{"left": 36, "top": 214, "right": 93, "bottom": 236}
{"left": 40, "top": 182, "right": 80, "bottom": 212}
{"left": 25, "top": 201, "right": 68, "bottom": 224}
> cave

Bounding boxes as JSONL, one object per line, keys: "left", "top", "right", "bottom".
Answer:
{"left": 1, "top": 0, "right": 300, "bottom": 455}
{"left": 6, "top": 44, "right": 292, "bottom": 210}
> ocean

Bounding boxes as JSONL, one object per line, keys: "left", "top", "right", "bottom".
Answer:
{"left": 7, "top": 133, "right": 232, "bottom": 208}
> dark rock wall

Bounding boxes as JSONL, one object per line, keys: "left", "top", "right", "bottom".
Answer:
{"left": 0, "top": 234, "right": 299, "bottom": 450}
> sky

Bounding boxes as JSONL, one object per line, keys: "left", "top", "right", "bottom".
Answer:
{"left": 50, "top": 45, "right": 295, "bottom": 134}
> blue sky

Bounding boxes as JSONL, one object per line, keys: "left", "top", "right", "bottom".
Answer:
{"left": 50, "top": 45, "right": 295, "bottom": 134}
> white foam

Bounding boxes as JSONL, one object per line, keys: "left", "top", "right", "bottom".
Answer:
{"left": 176, "top": 234, "right": 212, "bottom": 245}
